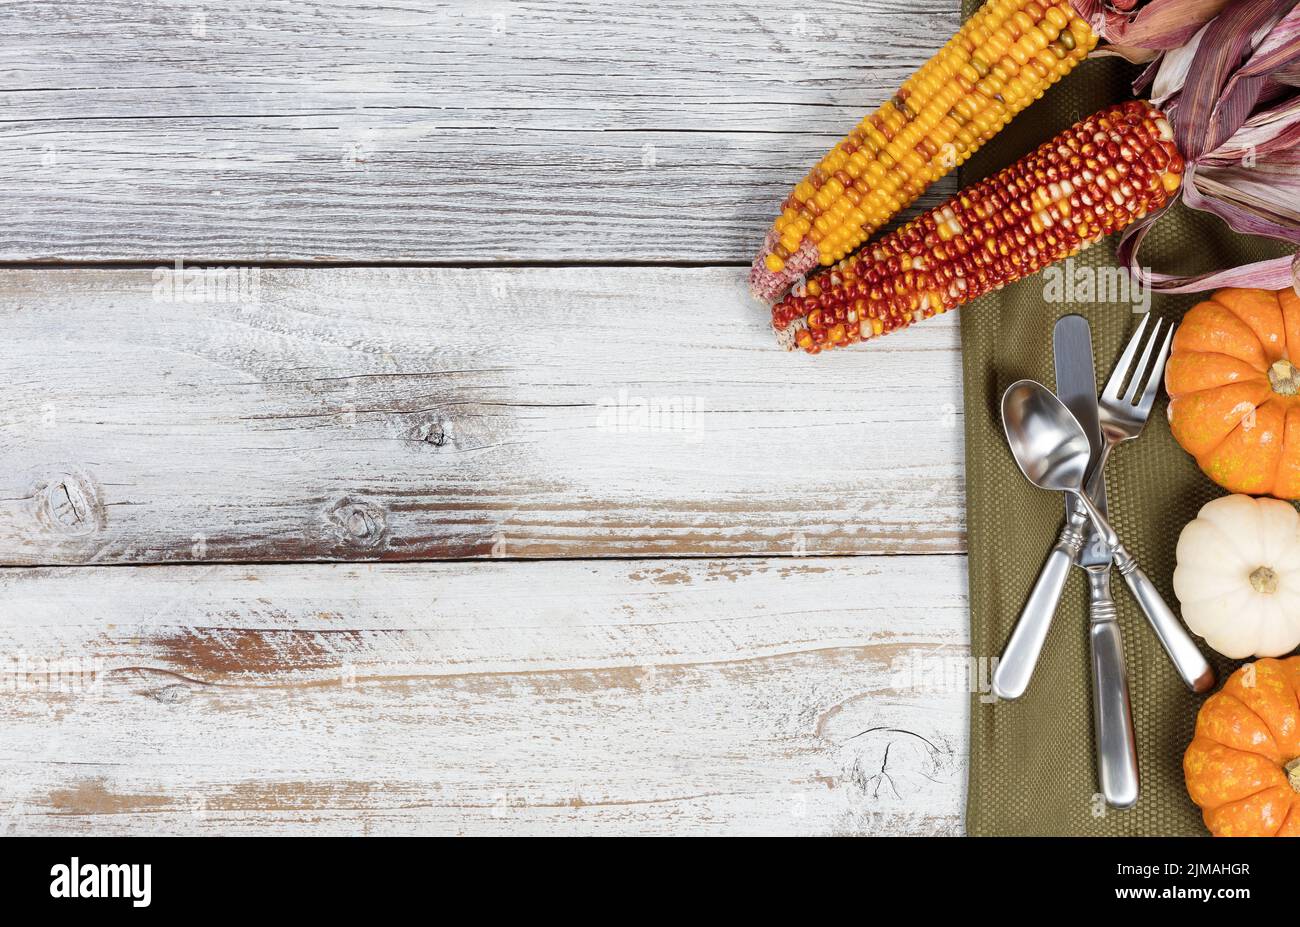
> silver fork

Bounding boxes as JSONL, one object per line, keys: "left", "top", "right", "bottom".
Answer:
{"left": 1095, "top": 313, "right": 1170, "bottom": 490}
{"left": 1094, "top": 315, "right": 1215, "bottom": 693}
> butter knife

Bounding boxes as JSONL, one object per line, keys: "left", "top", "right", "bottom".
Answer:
{"left": 1055, "top": 316, "right": 1139, "bottom": 809}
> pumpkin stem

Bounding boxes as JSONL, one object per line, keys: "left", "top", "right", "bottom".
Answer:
{"left": 1288, "top": 758, "right": 1300, "bottom": 794}
{"left": 1250, "top": 566, "right": 1280, "bottom": 594}
{"left": 1269, "top": 359, "right": 1300, "bottom": 396}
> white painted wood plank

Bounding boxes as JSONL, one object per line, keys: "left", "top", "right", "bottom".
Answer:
{"left": 0, "top": 0, "right": 960, "bottom": 262}
{"left": 0, "top": 266, "right": 966, "bottom": 564}
{"left": 0, "top": 555, "right": 969, "bottom": 835}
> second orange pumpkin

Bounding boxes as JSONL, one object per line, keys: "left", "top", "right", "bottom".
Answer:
{"left": 1185, "top": 657, "right": 1300, "bottom": 836}
{"left": 1166, "top": 287, "right": 1300, "bottom": 498}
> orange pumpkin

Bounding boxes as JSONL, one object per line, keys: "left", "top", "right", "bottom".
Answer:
{"left": 1184, "top": 657, "right": 1300, "bottom": 836}
{"left": 1166, "top": 287, "right": 1300, "bottom": 498}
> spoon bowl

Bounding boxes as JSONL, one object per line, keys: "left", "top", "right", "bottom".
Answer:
{"left": 1001, "top": 379, "right": 1091, "bottom": 493}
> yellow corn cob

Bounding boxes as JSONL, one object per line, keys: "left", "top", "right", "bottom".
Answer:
{"left": 771, "top": 101, "right": 1184, "bottom": 353}
{"left": 751, "top": 0, "right": 1098, "bottom": 303}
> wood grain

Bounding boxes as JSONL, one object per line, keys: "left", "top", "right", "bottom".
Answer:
{"left": 0, "top": 0, "right": 959, "bottom": 262}
{"left": 0, "top": 266, "right": 966, "bottom": 565}
{"left": 2, "top": 0, "right": 977, "bottom": 837}
{"left": 0, "top": 555, "right": 969, "bottom": 835}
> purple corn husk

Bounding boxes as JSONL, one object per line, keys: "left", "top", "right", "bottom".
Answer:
{"left": 1071, "top": 0, "right": 1236, "bottom": 59}
{"left": 1077, "top": 0, "right": 1300, "bottom": 293}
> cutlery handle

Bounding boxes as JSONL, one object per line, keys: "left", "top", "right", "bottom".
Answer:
{"left": 992, "top": 516, "right": 1086, "bottom": 700}
{"left": 1087, "top": 571, "right": 1139, "bottom": 808}
{"left": 1114, "top": 549, "right": 1215, "bottom": 693}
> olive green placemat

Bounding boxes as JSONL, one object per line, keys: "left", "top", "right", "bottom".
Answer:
{"left": 957, "top": 11, "right": 1293, "bottom": 835}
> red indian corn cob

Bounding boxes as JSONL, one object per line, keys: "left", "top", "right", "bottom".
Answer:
{"left": 750, "top": 0, "right": 1098, "bottom": 304}
{"left": 772, "top": 101, "right": 1184, "bottom": 353}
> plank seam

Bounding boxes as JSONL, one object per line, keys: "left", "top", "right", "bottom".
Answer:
{"left": 0, "top": 550, "right": 969, "bottom": 572}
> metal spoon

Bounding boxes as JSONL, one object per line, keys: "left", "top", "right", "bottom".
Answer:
{"left": 1001, "top": 379, "right": 1214, "bottom": 694}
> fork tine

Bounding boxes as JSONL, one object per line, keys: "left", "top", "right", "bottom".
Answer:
{"left": 1103, "top": 312, "right": 1150, "bottom": 402}
{"left": 1135, "top": 321, "right": 1175, "bottom": 417}
{"left": 1122, "top": 317, "right": 1163, "bottom": 404}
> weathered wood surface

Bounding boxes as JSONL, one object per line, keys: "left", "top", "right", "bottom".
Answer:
{"left": 2, "top": 0, "right": 975, "bottom": 836}
{"left": 0, "top": 0, "right": 959, "bottom": 262}
{"left": 0, "top": 267, "right": 965, "bottom": 565}
{"left": 0, "top": 557, "right": 968, "bottom": 835}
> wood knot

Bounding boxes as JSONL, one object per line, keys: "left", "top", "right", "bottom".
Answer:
{"left": 151, "top": 684, "right": 193, "bottom": 704}
{"left": 411, "top": 418, "right": 448, "bottom": 447}
{"left": 325, "top": 496, "right": 388, "bottom": 549}
{"left": 33, "top": 471, "right": 104, "bottom": 538}
{"left": 837, "top": 727, "right": 955, "bottom": 806}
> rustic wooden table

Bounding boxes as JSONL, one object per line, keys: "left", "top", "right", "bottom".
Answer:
{"left": 1, "top": 0, "right": 968, "bottom": 835}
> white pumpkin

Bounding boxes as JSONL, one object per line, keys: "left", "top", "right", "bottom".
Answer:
{"left": 1174, "top": 494, "right": 1300, "bottom": 659}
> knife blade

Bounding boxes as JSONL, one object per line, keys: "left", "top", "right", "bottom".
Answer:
{"left": 1052, "top": 314, "right": 1139, "bottom": 808}
{"left": 1053, "top": 316, "right": 1106, "bottom": 549}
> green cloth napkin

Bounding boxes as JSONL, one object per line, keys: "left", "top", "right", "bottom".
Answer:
{"left": 957, "top": 9, "right": 1293, "bottom": 835}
